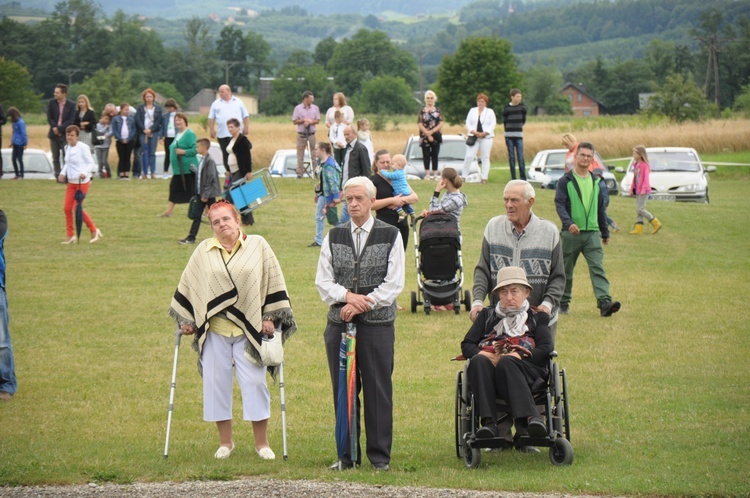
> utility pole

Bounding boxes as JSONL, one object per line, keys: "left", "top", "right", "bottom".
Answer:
{"left": 59, "top": 68, "right": 84, "bottom": 87}
{"left": 219, "top": 61, "right": 243, "bottom": 86}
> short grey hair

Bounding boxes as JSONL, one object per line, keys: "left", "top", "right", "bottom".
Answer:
{"left": 344, "top": 176, "right": 376, "bottom": 199}
{"left": 424, "top": 89, "right": 437, "bottom": 101}
{"left": 504, "top": 179, "right": 535, "bottom": 202}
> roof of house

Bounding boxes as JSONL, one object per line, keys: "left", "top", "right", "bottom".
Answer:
{"left": 561, "top": 82, "right": 605, "bottom": 107}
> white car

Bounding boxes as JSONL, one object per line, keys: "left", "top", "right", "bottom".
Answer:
{"left": 154, "top": 142, "right": 226, "bottom": 177}
{"left": 616, "top": 147, "right": 715, "bottom": 203}
{"left": 402, "top": 135, "right": 481, "bottom": 182}
{"left": 268, "top": 148, "right": 312, "bottom": 178}
{"left": 528, "top": 148, "right": 618, "bottom": 193}
{"left": 1, "top": 148, "right": 56, "bottom": 180}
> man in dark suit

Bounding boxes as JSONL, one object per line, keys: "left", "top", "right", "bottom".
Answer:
{"left": 46, "top": 84, "right": 77, "bottom": 177}
{"left": 339, "top": 126, "right": 371, "bottom": 224}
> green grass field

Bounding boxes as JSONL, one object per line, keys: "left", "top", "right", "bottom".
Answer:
{"left": 0, "top": 169, "right": 748, "bottom": 495}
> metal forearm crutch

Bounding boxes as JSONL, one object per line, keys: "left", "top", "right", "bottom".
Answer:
{"left": 163, "top": 327, "right": 182, "bottom": 458}
{"left": 279, "top": 361, "right": 289, "bottom": 460}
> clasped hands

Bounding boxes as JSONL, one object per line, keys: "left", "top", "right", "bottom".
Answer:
{"left": 478, "top": 343, "right": 531, "bottom": 367}
{"left": 340, "top": 291, "right": 375, "bottom": 322}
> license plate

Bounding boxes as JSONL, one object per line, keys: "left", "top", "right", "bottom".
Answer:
{"left": 650, "top": 194, "right": 676, "bottom": 201}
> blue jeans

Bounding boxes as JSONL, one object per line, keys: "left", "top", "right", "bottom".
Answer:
{"left": 314, "top": 195, "right": 326, "bottom": 245}
{"left": 139, "top": 134, "right": 157, "bottom": 176}
{"left": 339, "top": 201, "right": 350, "bottom": 225}
{"left": 0, "top": 288, "right": 17, "bottom": 395}
{"left": 505, "top": 137, "right": 526, "bottom": 180}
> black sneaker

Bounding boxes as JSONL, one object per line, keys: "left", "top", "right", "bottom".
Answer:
{"left": 308, "top": 241, "right": 321, "bottom": 247}
{"left": 178, "top": 238, "right": 195, "bottom": 245}
{"left": 476, "top": 423, "right": 500, "bottom": 439}
{"left": 559, "top": 302, "right": 570, "bottom": 315}
{"left": 599, "top": 300, "right": 621, "bottom": 317}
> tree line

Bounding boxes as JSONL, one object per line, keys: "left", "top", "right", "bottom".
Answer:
{"left": 0, "top": 0, "right": 749, "bottom": 123}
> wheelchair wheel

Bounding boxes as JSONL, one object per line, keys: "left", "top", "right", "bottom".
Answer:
{"left": 551, "top": 362, "right": 561, "bottom": 400}
{"left": 455, "top": 370, "right": 463, "bottom": 459}
{"left": 463, "top": 440, "right": 481, "bottom": 469}
{"left": 464, "top": 290, "right": 471, "bottom": 311}
{"left": 410, "top": 291, "right": 418, "bottom": 313}
{"left": 549, "top": 437, "right": 574, "bottom": 466}
{"left": 562, "top": 368, "right": 571, "bottom": 442}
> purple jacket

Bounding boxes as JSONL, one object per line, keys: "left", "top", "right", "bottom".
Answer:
{"left": 632, "top": 160, "right": 651, "bottom": 195}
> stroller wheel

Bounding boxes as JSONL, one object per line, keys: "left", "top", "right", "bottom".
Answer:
{"left": 464, "top": 290, "right": 472, "bottom": 311}
{"left": 410, "top": 291, "right": 418, "bottom": 313}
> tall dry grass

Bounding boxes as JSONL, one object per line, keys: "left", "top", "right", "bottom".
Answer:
{"left": 20, "top": 116, "right": 750, "bottom": 168}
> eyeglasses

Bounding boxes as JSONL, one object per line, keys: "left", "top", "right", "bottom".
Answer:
{"left": 577, "top": 153, "right": 594, "bottom": 160}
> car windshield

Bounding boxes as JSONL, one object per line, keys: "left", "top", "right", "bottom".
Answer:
{"left": 406, "top": 139, "right": 466, "bottom": 162}
{"left": 635, "top": 151, "right": 701, "bottom": 173}
{"left": 284, "top": 156, "right": 297, "bottom": 174}
{"left": 543, "top": 152, "right": 567, "bottom": 169}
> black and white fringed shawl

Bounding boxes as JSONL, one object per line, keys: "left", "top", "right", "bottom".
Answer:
{"left": 169, "top": 234, "right": 296, "bottom": 378}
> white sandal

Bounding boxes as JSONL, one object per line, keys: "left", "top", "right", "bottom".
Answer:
{"left": 214, "top": 443, "right": 234, "bottom": 459}
{"left": 256, "top": 447, "right": 275, "bottom": 460}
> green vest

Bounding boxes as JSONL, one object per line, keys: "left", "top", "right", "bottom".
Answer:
{"left": 566, "top": 173, "right": 600, "bottom": 231}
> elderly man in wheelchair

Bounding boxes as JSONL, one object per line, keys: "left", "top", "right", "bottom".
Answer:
{"left": 456, "top": 266, "right": 572, "bottom": 466}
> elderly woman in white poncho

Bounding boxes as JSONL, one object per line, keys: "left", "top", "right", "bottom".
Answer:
{"left": 460, "top": 266, "right": 553, "bottom": 450}
{"left": 170, "top": 200, "right": 296, "bottom": 460}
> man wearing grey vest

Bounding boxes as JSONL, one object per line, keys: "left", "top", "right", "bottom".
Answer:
{"left": 315, "top": 176, "right": 404, "bottom": 472}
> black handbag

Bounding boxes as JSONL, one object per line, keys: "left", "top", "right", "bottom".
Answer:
{"left": 187, "top": 196, "right": 203, "bottom": 220}
{"left": 465, "top": 135, "right": 478, "bottom": 146}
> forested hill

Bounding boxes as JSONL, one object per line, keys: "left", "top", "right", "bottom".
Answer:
{"left": 460, "top": 0, "right": 750, "bottom": 69}
{"left": 8, "top": 0, "right": 603, "bottom": 18}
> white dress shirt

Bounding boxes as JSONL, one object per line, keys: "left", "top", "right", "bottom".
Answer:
{"left": 315, "top": 215, "right": 405, "bottom": 310}
{"left": 208, "top": 96, "right": 250, "bottom": 138}
{"left": 329, "top": 123, "right": 345, "bottom": 149}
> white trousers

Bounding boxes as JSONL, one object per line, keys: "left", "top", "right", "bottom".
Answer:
{"left": 462, "top": 137, "right": 494, "bottom": 180}
{"left": 201, "top": 332, "right": 270, "bottom": 422}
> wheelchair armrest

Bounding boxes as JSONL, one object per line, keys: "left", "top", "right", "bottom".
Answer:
{"left": 549, "top": 350, "right": 558, "bottom": 358}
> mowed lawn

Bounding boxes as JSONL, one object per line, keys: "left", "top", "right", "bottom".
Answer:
{"left": 0, "top": 173, "right": 748, "bottom": 496}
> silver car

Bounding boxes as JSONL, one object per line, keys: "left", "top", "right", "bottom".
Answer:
{"left": 1, "top": 148, "right": 56, "bottom": 180}
{"left": 527, "top": 148, "right": 618, "bottom": 193}
{"left": 616, "top": 147, "right": 715, "bottom": 203}
{"left": 402, "top": 135, "right": 481, "bottom": 181}
{"left": 268, "top": 148, "right": 311, "bottom": 178}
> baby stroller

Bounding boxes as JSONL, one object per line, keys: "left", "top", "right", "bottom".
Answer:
{"left": 410, "top": 212, "right": 472, "bottom": 315}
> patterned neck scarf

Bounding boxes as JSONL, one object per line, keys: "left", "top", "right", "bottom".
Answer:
{"left": 493, "top": 300, "right": 529, "bottom": 338}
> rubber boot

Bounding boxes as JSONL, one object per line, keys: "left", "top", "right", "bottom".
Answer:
{"left": 650, "top": 218, "right": 662, "bottom": 234}
{"left": 629, "top": 222, "right": 644, "bottom": 235}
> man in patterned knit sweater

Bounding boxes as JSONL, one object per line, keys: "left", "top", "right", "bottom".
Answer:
{"left": 470, "top": 180, "right": 565, "bottom": 337}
